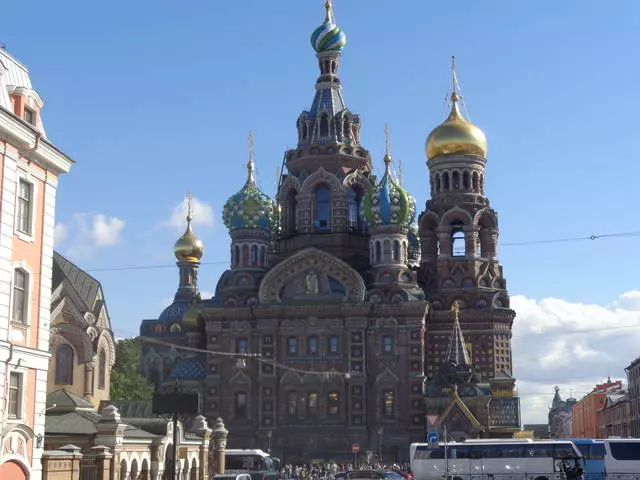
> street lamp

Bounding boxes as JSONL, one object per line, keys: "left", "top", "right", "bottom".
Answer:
{"left": 267, "top": 429, "right": 273, "bottom": 453}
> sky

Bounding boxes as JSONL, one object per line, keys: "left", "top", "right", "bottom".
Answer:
{"left": 3, "top": 0, "right": 640, "bottom": 426}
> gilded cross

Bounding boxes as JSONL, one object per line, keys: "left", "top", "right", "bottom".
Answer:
{"left": 451, "top": 300, "right": 460, "bottom": 322}
{"left": 186, "top": 191, "right": 193, "bottom": 222}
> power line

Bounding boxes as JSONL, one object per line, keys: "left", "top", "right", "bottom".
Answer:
{"left": 79, "top": 229, "right": 640, "bottom": 275}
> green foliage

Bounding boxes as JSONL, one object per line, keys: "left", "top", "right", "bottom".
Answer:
{"left": 109, "top": 338, "right": 154, "bottom": 401}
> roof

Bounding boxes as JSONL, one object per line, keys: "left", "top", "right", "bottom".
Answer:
{"left": 47, "top": 389, "right": 95, "bottom": 410}
{"left": 0, "top": 48, "right": 32, "bottom": 111}
{"left": 46, "top": 411, "right": 99, "bottom": 436}
{"left": 53, "top": 251, "right": 102, "bottom": 313}
{"left": 170, "top": 356, "right": 206, "bottom": 380}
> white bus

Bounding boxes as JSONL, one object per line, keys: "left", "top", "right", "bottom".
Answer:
{"left": 603, "top": 438, "right": 640, "bottom": 479}
{"left": 410, "top": 439, "right": 583, "bottom": 480}
{"left": 224, "top": 449, "right": 281, "bottom": 480}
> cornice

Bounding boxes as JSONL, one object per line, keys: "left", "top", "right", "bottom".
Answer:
{"left": 0, "top": 106, "right": 74, "bottom": 175}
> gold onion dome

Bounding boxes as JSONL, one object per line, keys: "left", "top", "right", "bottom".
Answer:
{"left": 426, "top": 58, "right": 487, "bottom": 160}
{"left": 173, "top": 211, "right": 204, "bottom": 263}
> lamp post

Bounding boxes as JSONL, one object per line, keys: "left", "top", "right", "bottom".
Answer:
{"left": 267, "top": 429, "right": 273, "bottom": 453}
{"left": 377, "top": 425, "right": 384, "bottom": 465}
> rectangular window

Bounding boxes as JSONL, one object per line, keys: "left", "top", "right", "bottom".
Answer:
{"left": 23, "top": 107, "right": 36, "bottom": 126}
{"left": 17, "top": 179, "right": 33, "bottom": 235}
{"left": 234, "top": 392, "right": 248, "bottom": 419}
{"left": 383, "top": 390, "right": 395, "bottom": 417}
{"left": 236, "top": 338, "right": 248, "bottom": 354}
{"left": 287, "top": 337, "right": 298, "bottom": 356}
{"left": 308, "top": 392, "right": 319, "bottom": 416}
{"left": 307, "top": 336, "right": 319, "bottom": 356}
{"left": 328, "top": 336, "right": 339, "bottom": 355}
{"left": 382, "top": 335, "right": 394, "bottom": 354}
{"left": 8, "top": 372, "right": 22, "bottom": 418}
{"left": 12, "top": 269, "right": 28, "bottom": 324}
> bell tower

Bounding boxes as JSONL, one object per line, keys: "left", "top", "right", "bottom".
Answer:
{"left": 419, "top": 58, "right": 515, "bottom": 383}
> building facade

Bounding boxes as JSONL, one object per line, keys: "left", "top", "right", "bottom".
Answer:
{"left": 625, "top": 356, "right": 640, "bottom": 437}
{"left": 48, "top": 252, "right": 116, "bottom": 408}
{"left": 140, "top": 0, "right": 519, "bottom": 461}
{"left": 548, "top": 386, "right": 577, "bottom": 438}
{"left": 572, "top": 378, "right": 622, "bottom": 438}
{"left": 0, "top": 48, "right": 74, "bottom": 479}
{"left": 597, "top": 392, "right": 630, "bottom": 439}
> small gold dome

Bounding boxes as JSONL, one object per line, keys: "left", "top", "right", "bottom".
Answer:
{"left": 173, "top": 216, "right": 204, "bottom": 263}
{"left": 426, "top": 94, "right": 487, "bottom": 160}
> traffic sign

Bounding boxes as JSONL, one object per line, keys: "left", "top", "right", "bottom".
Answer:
{"left": 351, "top": 444, "right": 360, "bottom": 453}
{"left": 427, "top": 432, "right": 439, "bottom": 444}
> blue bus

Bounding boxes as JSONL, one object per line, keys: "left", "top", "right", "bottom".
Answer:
{"left": 569, "top": 439, "right": 605, "bottom": 480}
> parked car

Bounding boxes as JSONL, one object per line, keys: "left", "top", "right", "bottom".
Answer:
{"left": 214, "top": 474, "right": 252, "bottom": 480}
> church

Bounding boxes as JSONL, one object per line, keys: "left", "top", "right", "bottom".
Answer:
{"left": 139, "top": 0, "right": 520, "bottom": 462}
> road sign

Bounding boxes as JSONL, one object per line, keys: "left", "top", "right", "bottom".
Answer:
{"left": 427, "top": 432, "right": 439, "bottom": 444}
{"left": 351, "top": 444, "right": 360, "bottom": 453}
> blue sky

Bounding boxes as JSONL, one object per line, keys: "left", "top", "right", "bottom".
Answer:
{"left": 4, "top": 0, "right": 640, "bottom": 422}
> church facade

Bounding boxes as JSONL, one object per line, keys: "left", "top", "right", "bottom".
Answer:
{"left": 140, "top": 1, "right": 519, "bottom": 462}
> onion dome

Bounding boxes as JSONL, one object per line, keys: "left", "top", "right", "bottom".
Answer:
{"left": 223, "top": 157, "right": 274, "bottom": 231}
{"left": 363, "top": 153, "right": 413, "bottom": 227}
{"left": 311, "top": 1, "right": 347, "bottom": 53}
{"left": 173, "top": 211, "right": 204, "bottom": 263}
{"left": 159, "top": 301, "right": 191, "bottom": 324}
{"left": 426, "top": 57, "right": 487, "bottom": 160}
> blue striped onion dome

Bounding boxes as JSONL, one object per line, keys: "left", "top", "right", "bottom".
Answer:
{"left": 223, "top": 160, "right": 274, "bottom": 230}
{"left": 362, "top": 156, "right": 413, "bottom": 227}
{"left": 311, "top": 1, "right": 347, "bottom": 53}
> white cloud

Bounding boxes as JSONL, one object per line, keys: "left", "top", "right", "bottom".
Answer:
{"left": 54, "top": 223, "right": 68, "bottom": 246}
{"left": 165, "top": 196, "right": 214, "bottom": 232}
{"left": 63, "top": 212, "right": 126, "bottom": 259}
{"left": 513, "top": 292, "right": 640, "bottom": 425}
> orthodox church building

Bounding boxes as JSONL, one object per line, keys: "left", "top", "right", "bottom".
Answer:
{"left": 140, "top": 1, "right": 519, "bottom": 461}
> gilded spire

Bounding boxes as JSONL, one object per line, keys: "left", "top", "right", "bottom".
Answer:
{"left": 383, "top": 123, "right": 392, "bottom": 167}
{"left": 444, "top": 301, "right": 472, "bottom": 366}
{"left": 325, "top": 0, "right": 335, "bottom": 24}
{"left": 174, "top": 191, "right": 204, "bottom": 263}
{"left": 246, "top": 130, "right": 255, "bottom": 185}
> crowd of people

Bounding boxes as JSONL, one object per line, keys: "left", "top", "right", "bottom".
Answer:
{"left": 279, "top": 463, "right": 412, "bottom": 480}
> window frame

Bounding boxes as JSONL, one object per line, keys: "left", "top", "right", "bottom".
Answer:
{"left": 23, "top": 106, "right": 36, "bottom": 126}
{"left": 98, "top": 349, "right": 107, "bottom": 390}
{"left": 15, "top": 176, "right": 36, "bottom": 239}
{"left": 307, "top": 336, "right": 319, "bottom": 356}
{"left": 381, "top": 335, "right": 394, "bottom": 355}
{"left": 286, "top": 337, "right": 298, "bottom": 356}
{"left": 327, "top": 391, "right": 340, "bottom": 416}
{"left": 315, "top": 186, "right": 331, "bottom": 231}
{"left": 8, "top": 371, "right": 23, "bottom": 420}
{"left": 55, "top": 343, "right": 75, "bottom": 385}
{"left": 382, "top": 389, "right": 396, "bottom": 418}
{"left": 236, "top": 338, "right": 249, "bottom": 354}
{"left": 11, "top": 267, "right": 29, "bottom": 325}
{"left": 328, "top": 336, "right": 339, "bottom": 356}
{"left": 234, "top": 391, "right": 248, "bottom": 420}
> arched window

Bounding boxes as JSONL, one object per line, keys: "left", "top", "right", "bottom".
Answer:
{"left": 383, "top": 390, "right": 396, "bottom": 417}
{"left": 435, "top": 174, "right": 441, "bottom": 193}
{"left": 250, "top": 245, "right": 258, "bottom": 266}
{"left": 320, "top": 115, "right": 329, "bottom": 137}
{"left": 472, "top": 172, "right": 479, "bottom": 192}
{"left": 392, "top": 241, "right": 400, "bottom": 261}
{"left": 234, "top": 245, "right": 240, "bottom": 268}
{"left": 55, "top": 344, "right": 74, "bottom": 385}
{"left": 241, "top": 245, "right": 249, "bottom": 267}
{"left": 235, "top": 392, "right": 248, "bottom": 419}
{"left": 451, "top": 221, "right": 466, "bottom": 257}
{"left": 383, "top": 239, "right": 391, "bottom": 262}
{"left": 328, "top": 391, "right": 340, "bottom": 416}
{"left": 443, "top": 172, "right": 450, "bottom": 190}
{"left": 315, "top": 187, "right": 331, "bottom": 230}
{"left": 343, "top": 119, "right": 350, "bottom": 139}
{"left": 98, "top": 349, "right": 106, "bottom": 389}
{"left": 347, "top": 187, "right": 361, "bottom": 231}
{"left": 375, "top": 241, "right": 382, "bottom": 262}
{"left": 382, "top": 335, "right": 394, "bottom": 354}
{"left": 302, "top": 123, "right": 308, "bottom": 140}
{"left": 287, "top": 391, "right": 298, "bottom": 417}
{"left": 452, "top": 171, "right": 461, "bottom": 189}
{"left": 287, "top": 189, "right": 298, "bottom": 234}
{"left": 260, "top": 246, "right": 267, "bottom": 267}
{"left": 463, "top": 171, "right": 470, "bottom": 190}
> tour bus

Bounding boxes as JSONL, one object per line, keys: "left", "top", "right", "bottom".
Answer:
{"left": 567, "top": 439, "right": 605, "bottom": 480}
{"left": 224, "top": 449, "right": 281, "bottom": 480}
{"left": 410, "top": 439, "right": 583, "bottom": 480}
{"left": 602, "top": 438, "right": 640, "bottom": 479}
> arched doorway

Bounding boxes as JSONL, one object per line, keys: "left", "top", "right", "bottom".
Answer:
{"left": 120, "top": 459, "right": 128, "bottom": 480}
{"left": 140, "top": 459, "right": 150, "bottom": 480}
{"left": 163, "top": 444, "right": 174, "bottom": 480}
{"left": 130, "top": 459, "right": 138, "bottom": 480}
{"left": 190, "top": 458, "right": 198, "bottom": 480}
{"left": 0, "top": 461, "right": 27, "bottom": 480}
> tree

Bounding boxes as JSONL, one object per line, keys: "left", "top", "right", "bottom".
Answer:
{"left": 109, "top": 338, "right": 154, "bottom": 401}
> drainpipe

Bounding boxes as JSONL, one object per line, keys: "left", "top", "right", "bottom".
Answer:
{"left": 1, "top": 343, "right": 15, "bottom": 437}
